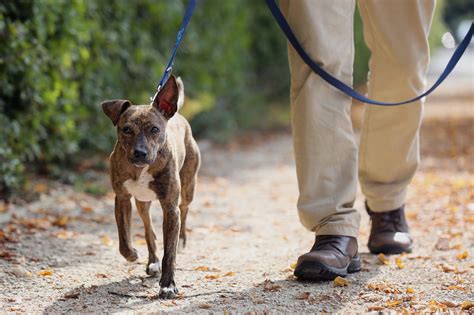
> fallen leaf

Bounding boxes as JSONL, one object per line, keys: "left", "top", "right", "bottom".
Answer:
{"left": 429, "top": 299, "right": 449, "bottom": 311}
{"left": 406, "top": 287, "right": 415, "bottom": 294}
{"left": 199, "top": 303, "right": 211, "bottom": 309}
{"left": 204, "top": 274, "right": 220, "bottom": 280}
{"left": 101, "top": 235, "right": 111, "bottom": 246}
{"left": 440, "top": 300, "right": 457, "bottom": 308}
{"left": 96, "top": 273, "right": 109, "bottom": 278}
{"left": 53, "top": 230, "right": 76, "bottom": 239}
{"left": 395, "top": 257, "right": 405, "bottom": 269}
{"left": 333, "top": 276, "right": 349, "bottom": 287}
{"left": 407, "top": 255, "right": 431, "bottom": 260}
{"left": 384, "top": 300, "right": 402, "bottom": 308}
{"left": 38, "top": 269, "right": 53, "bottom": 277}
{"left": 263, "top": 280, "right": 281, "bottom": 292}
{"left": 446, "top": 285, "right": 468, "bottom": 291}
{"left": 461, "top": 301, "right": 473, "bottom": 310}
{"left": 82, "top": 206, "right": 93, "bottom": 213}
{"left": 33, "top": 183, "right": 48, "bottom": 193}
{"left": 224, "top": 271, "right": 236, "bottom": 276}
{"left": 378, "top": 253, "right": 389, "bottom": 265}
{"left": 290, "top": 262, "right": 297, "bottom": 270}
{"left": 63, "top": 292, "right": 80, "bottom": 299}
{"left": 451, "top": 243, "right": 464, "bottom": 250}
{"left": 449, "top": 231, "right": 463, "bottom": 238}
{"left": 53, "top": 216, "right": 69, "bottom": 227}
{"left": 194, "top": 266, "right": 210, "bottom": 271}
{"left": 295, "top": 292, "right": 312, "bottom": 300}
{"left": 162, "top": 301, "right": 177, "bottom": 307}
{"left": 0, "top": 251, "right": 15, "bottom": 261}
{"left": 456, "top": 251, "right": 468, "bottom": 260}
{"left": 18, "top": 217, "right": 51, "bottom": 230}
{"left": 0, "top": 202, "right": 8, "bottom": 213}
{"left": 367, "top": 283, "right": 401, "bottom": 294}
{"left": 439, "top": 263, "right": 456, "bottom": 273}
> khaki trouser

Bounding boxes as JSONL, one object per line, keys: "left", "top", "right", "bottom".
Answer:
{"left": 281, "top": 0, "right": 435, "bottom": 237}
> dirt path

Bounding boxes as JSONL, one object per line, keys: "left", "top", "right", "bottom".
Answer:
{"left": 1, "top": 66, "right": 474, "bottom": 312}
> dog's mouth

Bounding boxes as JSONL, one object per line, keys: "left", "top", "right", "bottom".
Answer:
{"left": 133, "top": 162, "right": 148, "bottom": 168}
{"left": 129, "top": 158, "right": 150, "bottom": 168}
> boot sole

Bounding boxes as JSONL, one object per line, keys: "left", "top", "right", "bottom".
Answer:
{"left": 368, "top": 244, "right": 413, "bottom": 255}
{"left": 294, "top": 255, "right": 361, "bottom": 281}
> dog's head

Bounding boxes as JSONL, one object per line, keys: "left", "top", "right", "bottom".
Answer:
{"left": 102, "top": 76, "right": 181, "bottom": 167}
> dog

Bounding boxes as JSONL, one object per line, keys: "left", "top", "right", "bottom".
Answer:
{"left": 101, "top": 75, "right": 200, "bottom": 298}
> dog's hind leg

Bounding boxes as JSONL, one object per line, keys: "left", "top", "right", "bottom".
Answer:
{"left": 178, "top": 174, "right": 197, "bottom": 250}
{"left": 179, "top": 145, "right": 200, "bottom": 249}
{"left": 135, "top": 200, "right": 160, "bottom": 277}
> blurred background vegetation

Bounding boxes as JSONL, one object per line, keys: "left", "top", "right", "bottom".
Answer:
{"left": 0, "top": 0, "right": 469, "bottom": 197}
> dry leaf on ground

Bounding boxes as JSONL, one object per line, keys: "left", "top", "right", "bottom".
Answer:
{"left": 333, "top": 276, "right": 348, "bottom": 287}
{"left": 101, "top": 235, "right": 111, "bottom": 246}
{"left": 378, "top": 253, "right": 389, "bottom": 265}
{"left": 456, "top": 251, "right": 468, "bottom": 260}
{"left": 52, "top": 216, "right": 69, "bottom": 227}
{"left": 384, "top": 300, "right": 402, "bottom": 308}
{"left": 38, "top": 269, "right": 53, "bottom": 277}
{"left": 33, "top": 183, "right": 48, "bottom": 193}
{"left": 194, "top": 266, "right": 210, "bottom": 271}
{"left": 395, "top": 257, "right": 405, "bottom": 269}
{"left": 263, "top": 280, "right": 281, "bottom": 292}
{"left": 199, "top": 303, "right": 211, "bottom": 309}
{"left": 461, "top": 301, "right": 473, "bottom": 310}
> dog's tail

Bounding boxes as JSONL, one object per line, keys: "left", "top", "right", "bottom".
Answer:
{"left": 176, "top": 77, "right": 185, "bottom": 111}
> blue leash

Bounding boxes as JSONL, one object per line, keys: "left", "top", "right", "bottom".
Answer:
{"left": 151, "top": 0, "right": 197, "bottom": 102}
{"left": 265, "top": 0, "right": 474, "bottom": 106}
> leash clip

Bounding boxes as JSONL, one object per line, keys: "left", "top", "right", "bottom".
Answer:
{"left": 151, "top": 66, "right": 173, "bottom": 103}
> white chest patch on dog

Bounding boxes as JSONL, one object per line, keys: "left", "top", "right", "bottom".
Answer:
{"left": 123, "top": 166, "right": 157, "bottom": 202}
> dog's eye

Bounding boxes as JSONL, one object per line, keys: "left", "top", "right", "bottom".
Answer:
{"left": 151, "top": 126, "right": 160, "bottom": 134}
{"left": 122, "top": 126, "right": 133, "bottom": 134}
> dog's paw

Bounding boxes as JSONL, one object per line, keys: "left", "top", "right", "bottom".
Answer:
{"left": 159, "top": 285, "right": 178, "bottom": 299}
{"left": 120, "top": 247, "right": 139, "bottom": 262}
{"left": 146, "top": 262, "right": 161, "bottom": 277}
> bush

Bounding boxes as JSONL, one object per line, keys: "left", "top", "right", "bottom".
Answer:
{"left": 0, "top": 0, "right": 446, "bottom": 197}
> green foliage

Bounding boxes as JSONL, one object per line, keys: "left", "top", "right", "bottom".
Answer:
{"left": 0, "top": 0, "right": 447, "bottom": 196}
{"left": 443, "top": 0, "right": 474, "bottom": 39}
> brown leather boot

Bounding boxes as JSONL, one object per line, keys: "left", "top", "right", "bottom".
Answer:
{"left": 367, "top": 202, "right": 413, "bottom": 254}
{"left": 294, "top": 235, "right": 360, "bottom": 280}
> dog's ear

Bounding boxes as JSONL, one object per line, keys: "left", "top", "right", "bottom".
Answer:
{"left": 101, "top": 100, "right": 131, "bottom": 125}
{"left": 152, "top": 75, "right": 178, "bottom": 119}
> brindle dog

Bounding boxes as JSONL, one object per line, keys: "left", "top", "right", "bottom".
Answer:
{"left": 102, "top": 76, "right": 200, "bottom": 299}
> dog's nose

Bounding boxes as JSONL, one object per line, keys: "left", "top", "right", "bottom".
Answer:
{"left": 133, "top": 149, "right": 147, "bottom": 160}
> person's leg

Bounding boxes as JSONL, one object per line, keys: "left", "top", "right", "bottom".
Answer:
{"left": 282, "top": 0, "right": 360, "bottom": 238}
{"left": 358, "top": 0, "right": 435, "bottom": 253}
{"left": 281, "top": 0, "right": 360, "bottom": 280}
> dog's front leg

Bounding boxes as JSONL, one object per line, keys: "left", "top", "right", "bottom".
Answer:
{"left": 135, "top": 200, "right": 160, "bottom": 277}
{"left": 115, "top": 195, "right": 138, "bottom": 262}
{"left": 158, "top": 199, "right": 180, "bottom": 299}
